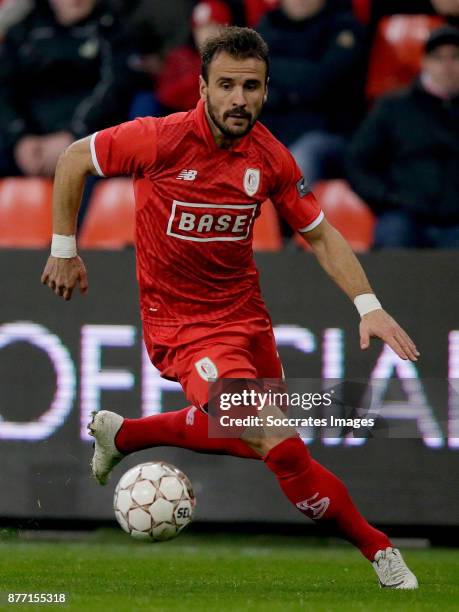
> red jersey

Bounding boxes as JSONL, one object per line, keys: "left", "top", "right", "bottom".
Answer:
{"left": 90, "top": 100, "right": 323, "bottom": 325}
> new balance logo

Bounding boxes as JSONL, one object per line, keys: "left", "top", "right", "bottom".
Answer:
{"left": 176, "top": 169, "right": 198, "bottom": 181}
{"left": 296, "top": 493, "right": 330, "bottom": 520}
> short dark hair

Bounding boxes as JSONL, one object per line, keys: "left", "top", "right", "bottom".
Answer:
{"left": 201, "top": 26, "right": 269, "bottom": 83}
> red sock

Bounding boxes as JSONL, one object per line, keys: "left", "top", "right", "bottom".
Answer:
{"left": 115, "top": 406, "right": 259, "bottom": 460}
{"left": 264, "top": 437, "right": 392, "bottom": 560}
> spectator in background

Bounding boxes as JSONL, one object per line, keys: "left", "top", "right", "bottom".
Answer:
{"left": 221, "top": 0, "right": 246, "bottom": 24}
{"left": 245, "top": 0, "right": 352, "bottom": 26}
{"left": 116, "top": 0, "right": 194, "bottom": 79}
{"left": 156, "top": 1, "right": 232, "bottom": 113}
{"left": 347, "top": 26, "right": 459, "bottom": 248}
{"left": 257, "top": 0, "right": 366, "bottom": 183}
{"left": 0, "top": 0, "right": 32, "bottom": 37}
{"left": 0, "top": 0, "right": 136, "bottom": 177}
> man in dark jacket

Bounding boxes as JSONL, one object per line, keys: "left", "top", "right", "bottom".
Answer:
{"left": 0, "top": 0, "right": 136, "bottom": 177}
{"left": 257, "top": 0, "right": 366, "bottom": 182}
{"left": 347, "top": 26, "right": 459, "bottom": 248}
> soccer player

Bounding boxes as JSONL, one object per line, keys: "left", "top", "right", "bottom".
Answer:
{"left": 41, "top": 27, "right": 419, "bottom": 589}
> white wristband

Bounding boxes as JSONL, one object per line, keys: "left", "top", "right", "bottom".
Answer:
{"left": 354, "top": 293, "right": 382, "bottom": 317}
{"left": 51, "top": 234, "right": 77, "bottom": 258}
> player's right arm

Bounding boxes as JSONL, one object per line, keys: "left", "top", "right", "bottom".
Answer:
{"left": 41, "top": 136, "right": 96, "bottom": 301}
{"left": 41, "top": 117, "right": 159, "bottom": 301}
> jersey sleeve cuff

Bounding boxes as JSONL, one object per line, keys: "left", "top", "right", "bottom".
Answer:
{"left": 90, "top": 132, "right": 105, "bottom": 177}
{"left": 298, "top": 210, "right": 324, "bottom": 233}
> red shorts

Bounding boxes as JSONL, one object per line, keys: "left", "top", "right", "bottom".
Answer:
{"left": 143, "top": 295, "right": 283, "bottom": 410}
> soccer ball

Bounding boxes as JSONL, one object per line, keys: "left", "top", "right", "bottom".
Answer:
{"left": 113, "top": 461, "right": 196, "bottom": 541}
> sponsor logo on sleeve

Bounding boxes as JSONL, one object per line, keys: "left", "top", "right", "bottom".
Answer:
{"left": 296, "top": 177, "right": 310, "bottom": 198}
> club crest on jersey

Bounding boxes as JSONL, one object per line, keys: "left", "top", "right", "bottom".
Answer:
{"left": 195, "top": 357, "right": 218, "bottom": 381}
{"left": 243, "top": 168, "right": 260, "bottom": 197}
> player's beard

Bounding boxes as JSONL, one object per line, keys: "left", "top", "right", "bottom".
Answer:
{"left": 206, "top": 97, "right": 262, "bottom": 139}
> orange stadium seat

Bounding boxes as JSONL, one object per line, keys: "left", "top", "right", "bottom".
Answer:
{"left": 0, "top": 177, "right": 53, "bottom": 247}
{"left": 366, "top": 15, "right": 444, "bottom": 100}
{"left": 79, "top": 178, "right": 135, "bottom": 249}
{"left": 253, "top": 199, "right": 283, "bottom": 251}
{"left": 296, "top": 180, "right": 375, "bottom": 252}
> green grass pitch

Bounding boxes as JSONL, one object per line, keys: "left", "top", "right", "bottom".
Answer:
{"left": 0, "top": 530, "right": 457, "bottom": 611}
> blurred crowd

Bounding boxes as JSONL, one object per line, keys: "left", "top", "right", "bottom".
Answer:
{"left": 0, "top": 0, "right": 458, "bottom": 248}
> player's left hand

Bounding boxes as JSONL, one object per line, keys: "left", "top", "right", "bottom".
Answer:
{"left": 359, "top": 309, "right": 420, "bottom": 361}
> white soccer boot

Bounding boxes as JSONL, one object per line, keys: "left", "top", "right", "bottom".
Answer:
{"left": 88, "top": 410, "right": 125, "bottom": 485}
{"left": 372, "top": 547, "right": 419, "bottom": 589}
